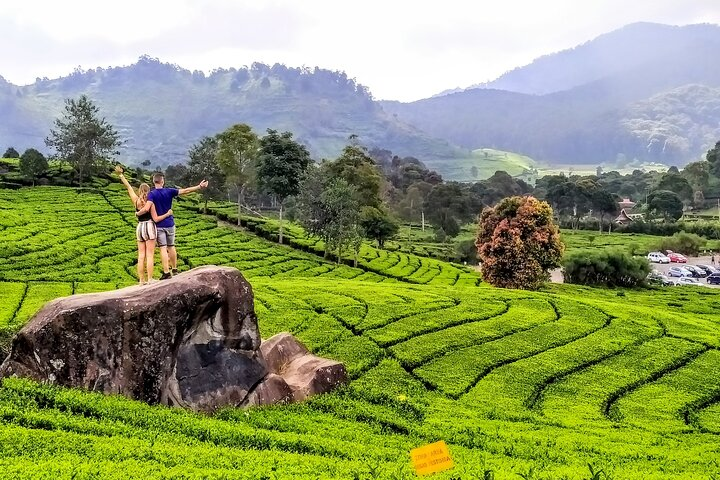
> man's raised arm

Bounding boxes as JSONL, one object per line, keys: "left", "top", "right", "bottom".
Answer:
{"left": 178, "top": 180, "right": 209, "bottom": 196}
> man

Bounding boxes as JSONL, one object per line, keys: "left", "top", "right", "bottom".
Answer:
{"left": 148, "top": 172, "right": 208, "bottom": 280}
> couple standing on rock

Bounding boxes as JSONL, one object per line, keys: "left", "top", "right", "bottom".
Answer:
{"left": 116, "top": 166, "right": 208, "bottom": 284}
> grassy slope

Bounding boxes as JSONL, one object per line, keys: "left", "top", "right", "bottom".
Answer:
{"left": 1, "top": 186, "right": 720, "bottom": 478}
{"left": 431, "top": 148, "right": 536, "bottom": 182}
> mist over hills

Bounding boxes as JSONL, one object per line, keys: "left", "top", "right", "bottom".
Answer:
{"left": 0, "top": 57, "right": 467, "bottom": 170}
{"left": 1, "top": 22, "right": 719, "bottom": 177}
{"left": 382, "top": 22, "right": 720, "bottom": 167}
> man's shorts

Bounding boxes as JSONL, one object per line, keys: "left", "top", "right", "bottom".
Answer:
{"left": 136, "top": 221, "right": 157, "bottom": 242}
{"left": 156, "top": 226, "right": 176, "bottom": 247}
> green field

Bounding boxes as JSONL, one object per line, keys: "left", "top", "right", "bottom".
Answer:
{"left": 430, "top": 148, "right": 536, "bottom": 182}
{"left": 1, "top": 185, "right": 720, "bottom": 478}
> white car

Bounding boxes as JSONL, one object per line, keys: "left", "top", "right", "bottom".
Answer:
{"left": 647, "top": 252, "right": 670, "bottom": 264}
{"left": 676, "top": 277, "right": 709, "bottom": 287}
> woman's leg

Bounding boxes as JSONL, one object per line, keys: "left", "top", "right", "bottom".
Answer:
{"left": 137, "top": 241, "right": 146, "bottom": 284}
{"left": 145, "top": 239, "right": 156, "bottom": 281}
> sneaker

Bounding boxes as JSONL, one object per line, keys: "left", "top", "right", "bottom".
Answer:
{"left": 160, "top": 272, "right": 172, "bottom": 280}
{"left": 171, "top": 268, "right": 179, "bottom": 276}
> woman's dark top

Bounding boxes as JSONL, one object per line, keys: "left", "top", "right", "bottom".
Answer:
{"left": 136, "top": 201, "right": 152, "bottom": 222}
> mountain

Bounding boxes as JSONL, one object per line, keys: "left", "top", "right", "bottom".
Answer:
{"left": 481, "top": 22, "right": 720, "bottom": 95}
{"left": 0, "top": 57, "right": 469, "bottom": 170}
{"left": 382, "top": 23, "right": 720, "bottom": 166}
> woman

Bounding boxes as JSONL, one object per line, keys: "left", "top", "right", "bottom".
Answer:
{"left": 116, "top": 166, "right": 172, "bottom": 284}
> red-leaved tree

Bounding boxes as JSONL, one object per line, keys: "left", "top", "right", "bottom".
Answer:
{"left": 476, "top": 196, "right": 564, "bottom": 289}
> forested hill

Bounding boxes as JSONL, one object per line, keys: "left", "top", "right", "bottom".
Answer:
{"left": 382, "top": 22, "right": 720, "bottom": 167}
{"left": 0, "top": 57, "right": 467, "bottom": 168}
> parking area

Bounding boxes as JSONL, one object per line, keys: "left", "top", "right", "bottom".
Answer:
{"left": 649, "top": 254, "right": 720, "bottom": 288}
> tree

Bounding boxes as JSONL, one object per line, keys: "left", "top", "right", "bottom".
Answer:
{"left": 589, "top": 187, "right": 618, "bottom": 233}
{"left": 256, "top": 129, "right": 311, "bottom": 244}
{"left": 647, "top": 190, "right": 683, "bottom": 221}
{"left": 297, "top": 166, "right": 360, "bottom": 261}
{"left": 325, "top": 143, "right": 383, "bottom": 209}
{"left": 707, "top": 141, "right": 720, "bottom": 176}
{"left": 425, "top": 183, "right": 473, "bottom": 239}
{"left": 19, "top": 148, "right": 48, "bottom": 186}
{"left": 656, "top": 171, "right": 693, "bottom": 203}
{"left": 359, "top": 206, "right": 398, "bottom": 248}
{"left": 45, "top": 95, "right": 120, "bottom": 187}
{"left": 3, "top": 147, "right": 19, "bottom": 158}
{"left": 187, "top": 136, "right": 226, "bottom": 213}
{"left": 654, "top": 231, "right": 705, "bottom": 256}
{"left": 563, "top": 249, "right": 650, "bottom": 288}
{"left": 164, "top": 164, "right": 191, "bottom": 187}
{"left": 215, "top": 123, "right": 259, "bottom": 224}
{"left": 476, "top": 196, "right": 564, "bottom": 289}
{"left": 681, "top": 161, "right": 710, "bottom": 192}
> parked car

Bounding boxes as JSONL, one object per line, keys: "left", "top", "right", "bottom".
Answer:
{"left": 668, "top": 266, "right": 693, "bottom": 277}
{"left": 676, "top": 277, "right": 708, "bottom": 287}
{"left": 646, "top": 272, "right": 675, "bottom": 286}
{"left": 684, "top": 265, "right": 707, "bottom": 278}
{"left": 647, "top": 252, "right": 670, "bottom": 264}
{"left": 667, "top": 252, "right": 687, "bottom": 263}
{"left": 708, "top": 273, "right": 720, "bottom": 285}
{"left": 696, "top": 264, "right": 719, "bottom": 275}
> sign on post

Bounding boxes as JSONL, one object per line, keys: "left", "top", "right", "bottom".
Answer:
{"left": 410, "top": 440, "right": 454, "bottom": 476}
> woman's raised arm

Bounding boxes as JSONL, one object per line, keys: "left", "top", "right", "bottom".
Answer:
{"left": 115, "top": 166, "right": 138, "bottom": 205}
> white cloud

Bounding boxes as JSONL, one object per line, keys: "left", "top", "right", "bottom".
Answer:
{"left": 0, "top": 0, "right": 718, "bottom": 100}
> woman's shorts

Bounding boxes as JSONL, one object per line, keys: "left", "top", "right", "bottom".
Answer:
{"left": 136, "top": 221, "right": 157, "bottom": 242}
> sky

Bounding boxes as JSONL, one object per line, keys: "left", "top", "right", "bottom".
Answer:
{"left": 2, "top": 0, "right": 719, "bottom": 101}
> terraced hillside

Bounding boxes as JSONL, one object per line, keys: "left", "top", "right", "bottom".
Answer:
{"left": 1, "top": 186, "right": 720, "bottom": 478}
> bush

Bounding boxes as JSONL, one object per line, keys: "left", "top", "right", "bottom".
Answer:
{"left": 477, "top": 196, "right": 564, "bottom": 290}
{"left": 562, "top": 248, "right": 650, "bottom": 288}
{"left": 653, "top": 231, "right": 705, "bottom": 256}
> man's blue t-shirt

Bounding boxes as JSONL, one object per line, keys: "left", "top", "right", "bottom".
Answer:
{"left": 148, "top": 188, "right": 179, "bottom": 228}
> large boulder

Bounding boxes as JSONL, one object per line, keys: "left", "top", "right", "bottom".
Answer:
{"left": 0, "top": 266, "right": 346, "bottom": 411}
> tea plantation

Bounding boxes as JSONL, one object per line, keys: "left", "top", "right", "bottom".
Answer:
{"left": 1, "top": 186, "right": 720, "bottom": 479}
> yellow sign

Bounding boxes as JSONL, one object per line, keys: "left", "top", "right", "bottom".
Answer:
{"left": 410, "top": 440, "right": 454, "bottom": 476}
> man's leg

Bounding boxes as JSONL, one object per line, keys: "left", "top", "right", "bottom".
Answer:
{"left": 159, "top": 247, "right": 170, "bottom": 274}
{"left": 156, "top": 227, "right": 172, "bottom": 279}
{"left": 167, "top": 227, "right": 178, "bottom": 275}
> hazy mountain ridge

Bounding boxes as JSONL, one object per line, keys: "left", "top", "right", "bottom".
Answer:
{"left": 382, "top": 23, "right": 720, "bottom": 166}
{"left": 0, "top": 56, "right": 467, "bottom": 169}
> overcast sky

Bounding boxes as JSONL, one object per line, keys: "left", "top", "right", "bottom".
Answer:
{"left": 2, "top": 0, "right": 719, "bottom": 101}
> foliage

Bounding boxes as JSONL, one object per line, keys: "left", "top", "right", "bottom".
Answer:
{"left": 656, "top": 170, "right": 694, "bottom": 203}
{"left": 562, "top": 248, "right": 650, "bottom": 287}
{"left": 187, "top": 136, "right": 225, "bottom": 212}
{"left": 359, "top": 207, "right": 398, "bottom": 248}
{"left": 45, "top": 95, "right": 121, "bottom": 187}
{"left": 706, "top": 140, "right": 720, "bottom": 176}
{"left": 215, "top": 123, "right": 259, "bottom": 215}
{"left": 477, "top": 196, "right": 564, "bottom": 289}
{"left": 4, "top": 184, "right": 720, "bottom": 478}
{"left": 425, "top": 182, "right": 473, "bottom": 239}
{"left": 326, "top": 142, "right": 384, "bottom": 209}
{"left": 18, "top": 148, "right": 48, "bottom": 186}
{"left": 256, "top": 129, "right": 312, "bottom": 244}
{"left": 647, "top": 190, "right": 683, "bottom": 221}
{"left": 3, "top": 147, "right": 19, "bottom": 158}
{"left": 653, "top": 231, "right": 706, "bottom": 256}
{"left": 296, "top": 167, "right": 361, "bottom": 260}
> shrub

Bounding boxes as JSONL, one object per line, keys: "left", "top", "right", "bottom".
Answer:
{"left": 562, "top": 248, "right": 651, "bottom": 288}
{"left": 477, "top": 196, "right": 564, "bottom": 289}
{"left": 653, "top": 231, "right": 706, "bottom": 256}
